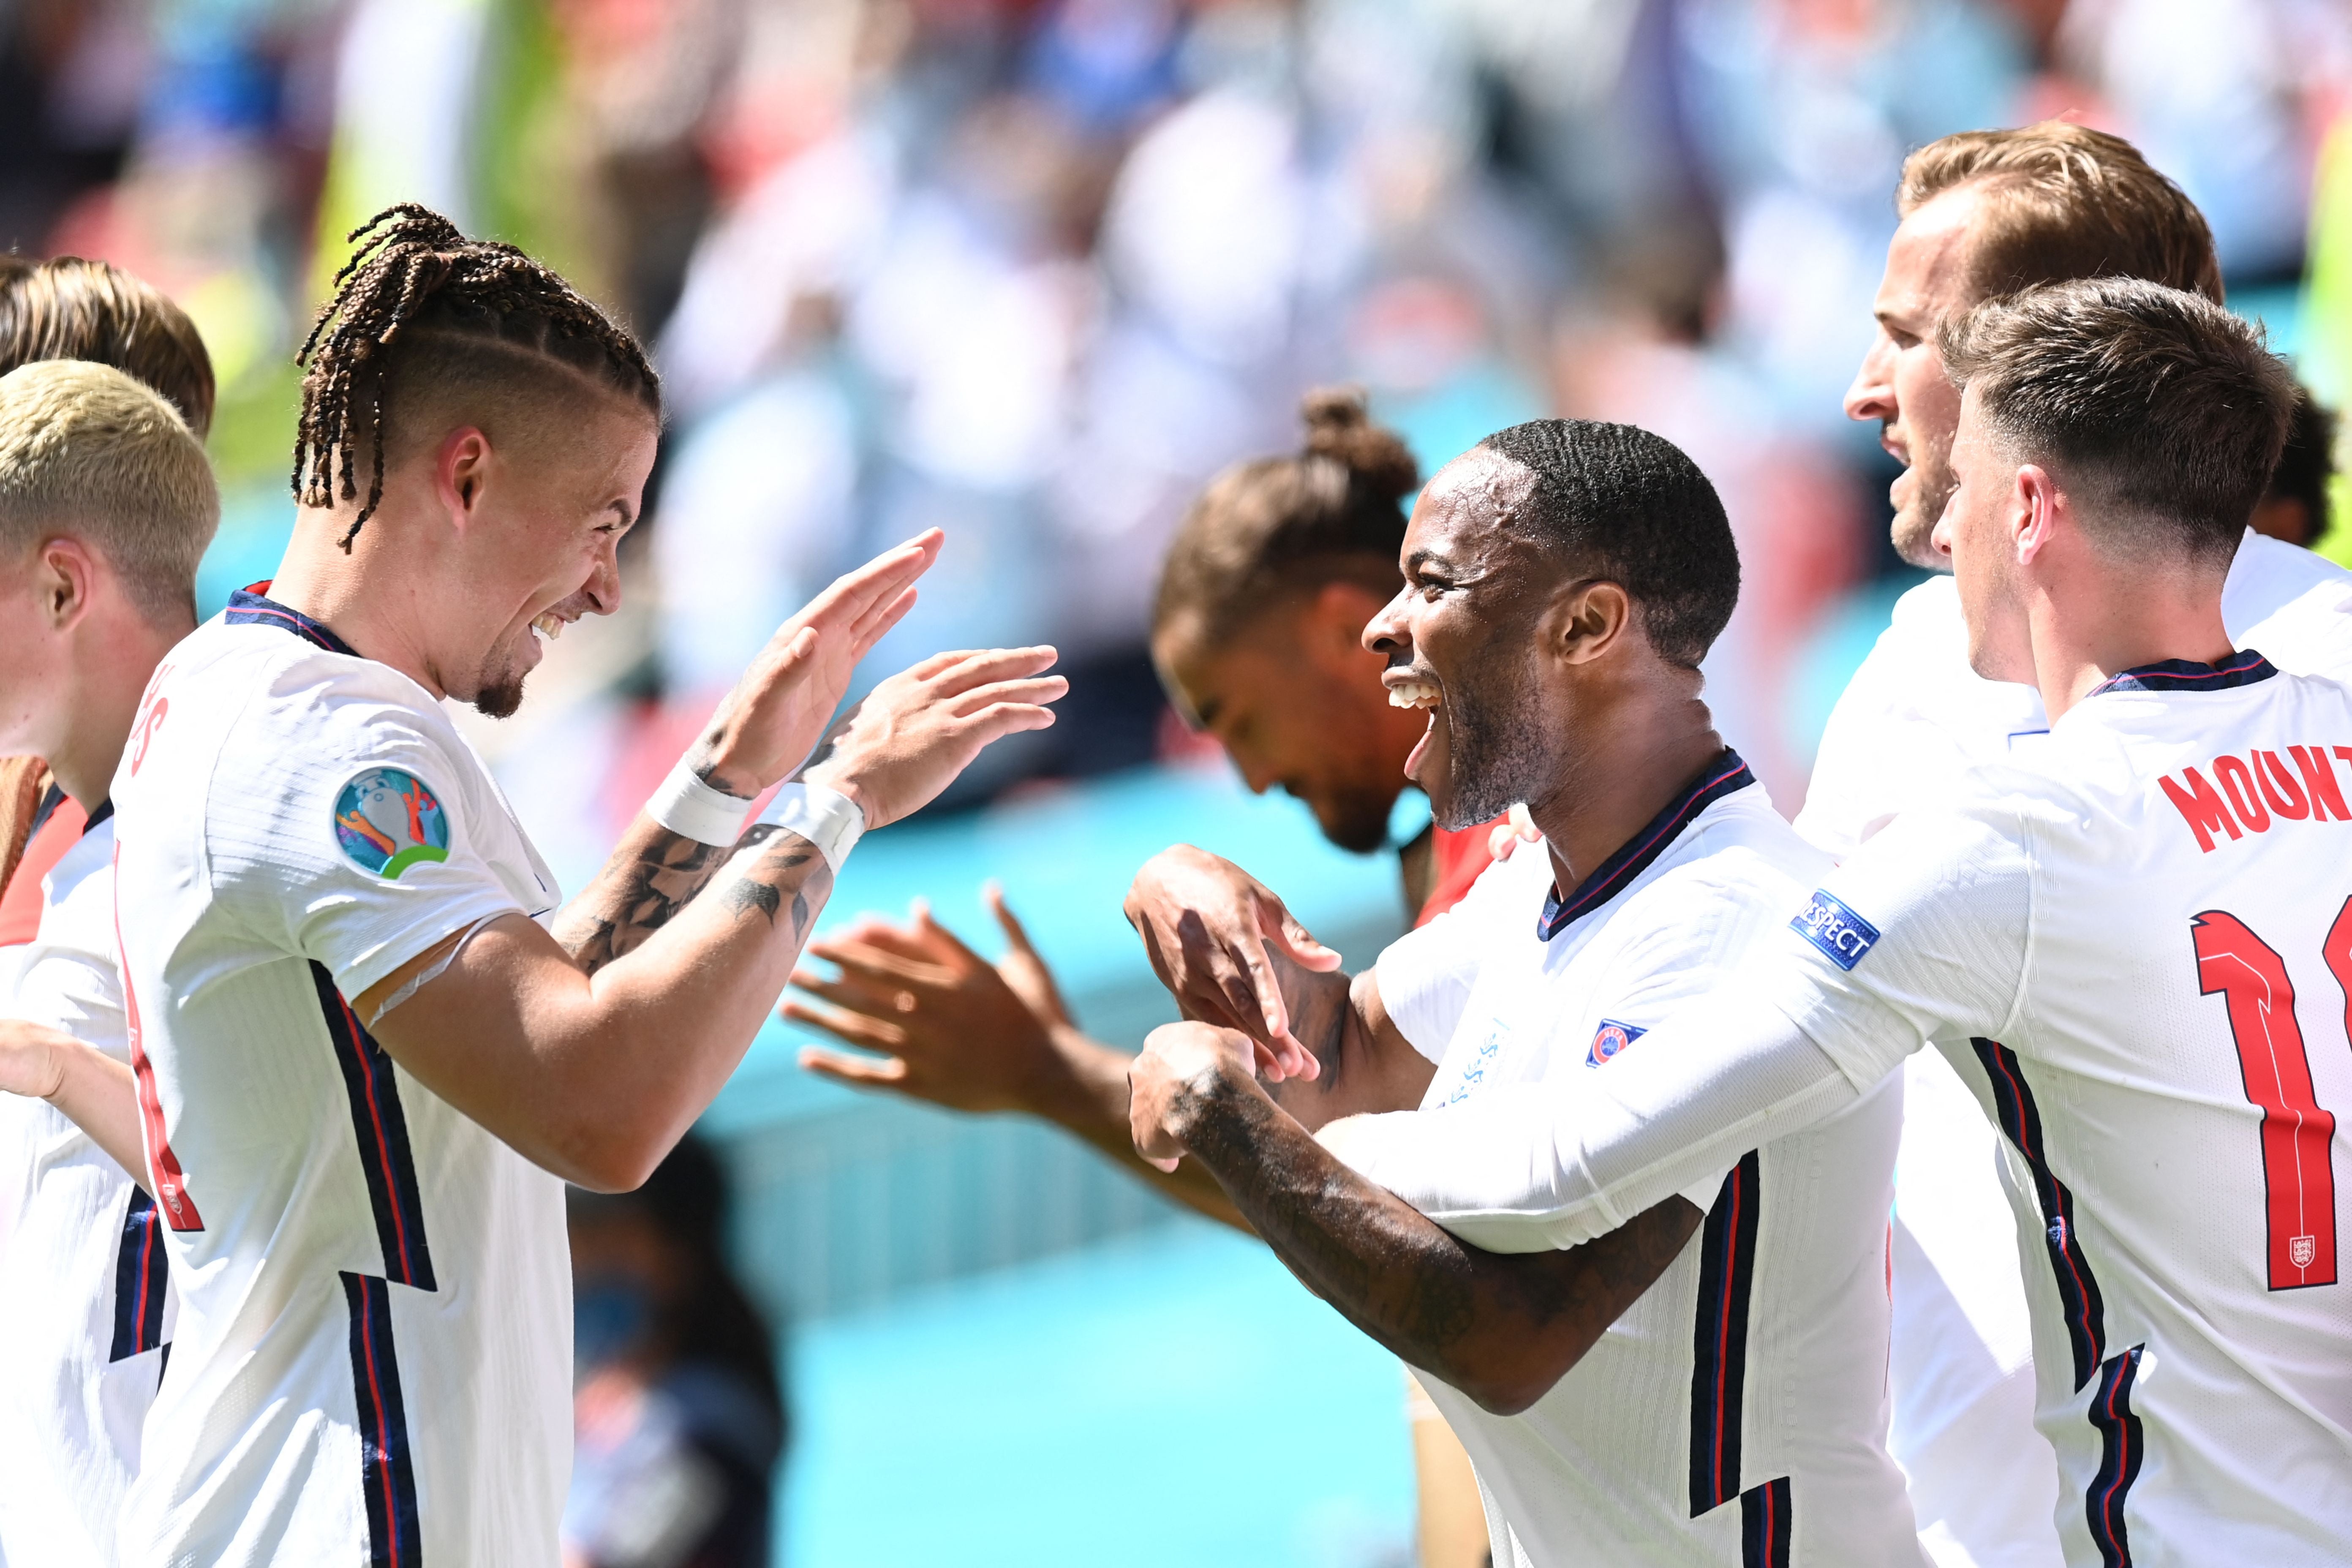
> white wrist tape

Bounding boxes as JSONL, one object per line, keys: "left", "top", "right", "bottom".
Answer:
{"left": 757, "top": 781, "right": 866, "bottom": 874}
{"left": 646, "top": 758, "right": 757, "bottom": 847}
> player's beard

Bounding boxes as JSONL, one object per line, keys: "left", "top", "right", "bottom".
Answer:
{"left": 474, "top": 676, "right": 527, "bottom": 720}
{"left": 1435, "top": 648, "right": 1549, "bottom": 832}
{"left": 1892, "top": 436, "right": 1958, "bottom": 572}
{"left": 1312, "top": 784, "right": 1400, "bottom": 854}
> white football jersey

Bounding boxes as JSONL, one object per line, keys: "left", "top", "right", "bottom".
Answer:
{"left": 1767, "top": 652, "right": 2352, "bottom": 1565}
{"left": 1370, "top": 756, "right": 1922, "bottom": 1568}
{"left": 0, "top": 800, "right": 173, "bottom": 1568}
{"left": 1793, "top": 531, "right": 2352, "bottom": 1568}
{"left": 109, "top": 588, "right": 572, "bottom": 1567}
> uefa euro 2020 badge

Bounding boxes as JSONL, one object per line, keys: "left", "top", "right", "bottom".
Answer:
{"left": 334, "top": 767, "right": 451, "bottom": 880}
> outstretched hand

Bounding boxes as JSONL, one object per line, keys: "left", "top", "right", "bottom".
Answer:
{"left": 690, "top": 531, "right": 943, "bottom": 798}
{"left": 786, "top": 885, "right": 1075, "bottom": 1113}
{"left": 1122, "top": 845, "right": 1341, "bottom": 1080}
{"left": 805, "top": 647, "right": 1065, "bottom": 830}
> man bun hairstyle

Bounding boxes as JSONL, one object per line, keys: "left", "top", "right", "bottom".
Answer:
{"left": 1898, "top": 121, "right": 2222, "bottom": 305}
{"left": 1153, "top": 386, "right": 1419, "bottom": 644}
{"left": 1939, "top": 276, "right": 2294, "bottom": 564}
{"left": 1475, "top": 419, "right": 1738, "bottom": 670}
{"left": 0, "top": 256, "right": 216, "bottom": 436}
{"left": 294, "top": 204, "right": 662, "bottom": 552}
{"left": 0, "top": 359, "right": 220, "bottom": 625}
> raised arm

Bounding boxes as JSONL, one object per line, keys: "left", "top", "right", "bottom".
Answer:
{"left": 1127, "top": 1021, "right": 1703, "bottom": 1414}
{"left": 356, "top": 546, "right": 1065, "bottom": 1190}
{"left": 550, "top": 536, "right": 932, "bottom": 972}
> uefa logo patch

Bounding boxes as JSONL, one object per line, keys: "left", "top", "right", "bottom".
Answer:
{"left": 334, "top": 767, "right": 451, "bottom": 880}
{"left": 1587, "top": 1019, "right": 1646, "bottom": 1068}
{"left": 1791, "top": 889, "right": 1879, "bottom": 970}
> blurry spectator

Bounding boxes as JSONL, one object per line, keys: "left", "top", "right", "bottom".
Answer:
{"left": 565, "top": 1137, "right": 785, "bottom": 1568}
{"left": 2251, "top": 384, "right": 2339, "bottom": 550}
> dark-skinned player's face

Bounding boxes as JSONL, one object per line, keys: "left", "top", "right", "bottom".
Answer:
{"left": 1153, "top": 581, "right": 1422, "bottom": 852}
{"left": 1363, "top": 449, "right": 1563, "bottom": 831}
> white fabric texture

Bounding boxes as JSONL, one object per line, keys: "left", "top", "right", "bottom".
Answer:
{"left": 0, "top": 814, "right": 171, "bottom": 1568}
{"left": 110, "top": 609, "right": 572, "bottom": 1568}
{"left": 1338, "top": 782, "right": 1924, "bottom": 1567}
{"left": 1791, "top": 529, "right": 2352, "bottom": 1568}
{"left": 1361, "top": 665, "right": 2352, "bottom": 1563}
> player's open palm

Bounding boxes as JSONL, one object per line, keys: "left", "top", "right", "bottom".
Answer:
{"left": 786, "top": 890, "right": 1070, "bottom": 1113}
{"left": 691, "top": 530, "right": 942, "bottom": 796}
{"left": 805, "top": 646, "right": 1065, "bottom": 830}
{"left": 1124, "top": 845, "right": 1340, "bottom": 1078}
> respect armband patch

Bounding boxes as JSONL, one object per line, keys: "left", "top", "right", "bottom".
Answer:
{"left": 1790, "top": 889, "right": 1879, "bottom": 971}
{"left": 334, "top": 767, "right": 451, "bottom": 880}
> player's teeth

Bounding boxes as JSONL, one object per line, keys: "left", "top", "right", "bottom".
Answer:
{"left": 533, "top": 613, "right": 563, "bottom": 642}
{"left": 1386, "top": 678, "right": 1441, "bottom": 710}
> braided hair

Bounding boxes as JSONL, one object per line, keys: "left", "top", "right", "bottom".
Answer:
{"left": 293, "top": 204, "right": 662, "bottom": 551}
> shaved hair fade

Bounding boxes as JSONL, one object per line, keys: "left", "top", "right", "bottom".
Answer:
{"left": 0, "top": 359, "right": 220, "bottom": 623}
{"left": 1475, "top": 419, "right": 1738, "bottom": 669}
{"left": 1898, "top": 121, "right": 2222, "bottom": 306}
{"left": 295, "top": 204, "right": 661, "bottom": 551}
{"left": 1154, "top": 387, "right": 1420, "bottom": 645}
{"left": 0, "top": 256, "right": 216, "bottom": 436}
{"left": 1941, "top": 277, "right": 2293, "bottom": 565}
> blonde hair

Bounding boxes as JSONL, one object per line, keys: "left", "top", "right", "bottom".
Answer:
{"left": 0, "top": 359, "right": 219, "bottom": 625}
{"left": 1898, "top": 122, "right": 2223, "bottom": 305}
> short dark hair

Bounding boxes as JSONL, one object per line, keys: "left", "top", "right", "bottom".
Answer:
{"left": 1899, "top": 122, "right": 2223, "bottom": 305}
{"left": 1153, "top": 387, "right": 1419, "bottom": 644}
{"left": 1471, "top": 419, "right": 1739, "bottom": 669}
{"left": 1940, "top": 277, "right": 2294, "bottom": 563}
{"left": 294, "top": 204, "right": 662, "bottom": 551}
{"left": 2268, "top": 385, "right": 2337, "bottom": 550}
{"left": 0, "top": 255, "right": 216, "bottom": 435}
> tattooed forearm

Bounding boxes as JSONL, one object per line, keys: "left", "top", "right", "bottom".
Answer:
{"left": 713, "top": 824, "right": 828, "bottom": 937}
{"left": 557, "top": 827, "right": 735, "bottom": 972}
{"left": 1171, "top": 1064, "right": 1703, "bottom": 1412}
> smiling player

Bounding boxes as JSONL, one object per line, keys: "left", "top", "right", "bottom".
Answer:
{"left": 1257, "top": 280, "right": 2352, "bottom": 1566}
{"left": 103, "top": 206, "right": 1063, "bottom": 1567}
{"left": 1121, "top": 419, "right": 1922, "bottom": 1566}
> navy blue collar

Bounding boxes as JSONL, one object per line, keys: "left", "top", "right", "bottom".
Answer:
{"left": 2087, "top": 648, "right": 2277, "bottom": 698}
{"left": 26, "top": 785, "right": 109, "bottom": 839}
{"left": 226, "top": 582, "right": 361, "bottom": 657}
{"left": 1537, "top": 749, "right": 1755, "bottom": 941}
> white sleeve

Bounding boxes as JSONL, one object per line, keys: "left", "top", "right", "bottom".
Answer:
{"left": 1791, "top": 617, "right": 1911, "bottom": 859}
{"left": 1322, "top": 806, "right": 2031, "bottom": 1252}
{"left": 206, "top": 680, "right": 528, "bottom": 1000}
{"left": 1373, "top": 852, "right": 1525, "bottom": 1063}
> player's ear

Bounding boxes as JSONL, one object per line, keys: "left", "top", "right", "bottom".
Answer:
{"left": 432, "top": 426, "right": 495, "bottom": 526}
{"left": 1553, "top": 578, "right": 1632, "bottom": 666}
{"left": 2012, "top": 463, "right": 2059, "bottom": 564}
{"left": 35, "top": 536, "right": 98, "bottom": 630}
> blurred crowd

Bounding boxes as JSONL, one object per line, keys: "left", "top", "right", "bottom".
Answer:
{"left": 5, "top": 0, "right": 2351, "bottom": 824}
{"left": 7, "top": 4, "right": 2352, "bottom": 1566}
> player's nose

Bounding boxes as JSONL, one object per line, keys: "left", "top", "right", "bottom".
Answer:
{"left": 1362, "top": 587, "right": 1413, "bottom": 657}
{"left": 1844, "top": 336, "right": 1895, "bottom": 425}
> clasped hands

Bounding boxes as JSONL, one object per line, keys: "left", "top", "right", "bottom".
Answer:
{"left": 1120, "top": 844, "right": 1339, "bottom": 1172}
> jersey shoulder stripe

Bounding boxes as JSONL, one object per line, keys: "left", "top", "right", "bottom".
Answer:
{"left": 1739, "top": 1476, "right": 1794, "bottom": 1568}
{"left": 1971, "top": 1037, "right": 2107, "bottom": 1389}
{"left": 340, "top": 1271, "right": 422, "bottom": 1568}
{"left": 109, "top": 1186, "right": 170, "bottom": 1362}
{"left": 312, "top": 963, "right": 436, "bottom": 1291}
{"left": 2085, "top": 1345, "right": 2148, "bottom": 1567}
{"left": 1689, "top": 1148, "right": 1764, "bottom": 1516}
